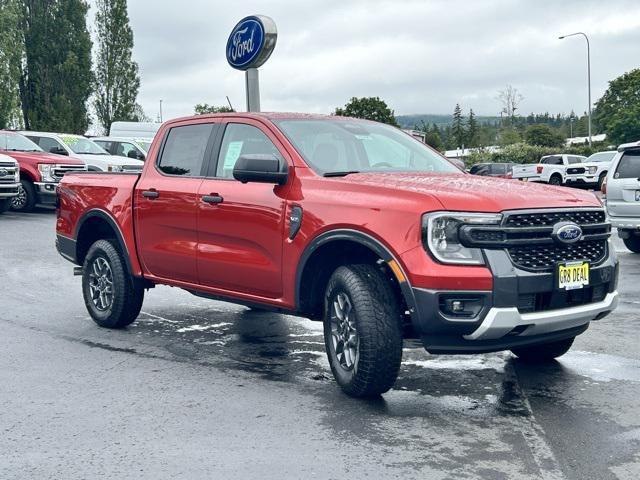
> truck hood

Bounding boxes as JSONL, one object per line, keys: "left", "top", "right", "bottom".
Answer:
{"left": 0, "top": 150, "right": 85, "bottom": 165}
{"left": 342, "top": 172, "right": 601, "bottom": 211}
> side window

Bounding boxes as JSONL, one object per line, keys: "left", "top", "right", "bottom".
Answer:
{"left": 541, "top": 156, "right": 562, "bottom": 165}
{"left": 614, "top": 150, "right": 640, "bottom": 179}
{"left": 568, "top": 156, "right": 581, "bottom": 164}
{"left": 95, "top": 141, "right": 113, "bottom": 153}
{"left": 216, "top": 123, "right": 283, "bottom": 178}
{"left": 32, "top": 136, "right": 63, "bottom": 153}
{"left": 117, "top": 142, "right": 139, "bottom": 158}
{"left": 491, "top": 164, "right": 506, "bottom": 175}
{"left": 158, "top": 124, "right": 213, "bottom": 176}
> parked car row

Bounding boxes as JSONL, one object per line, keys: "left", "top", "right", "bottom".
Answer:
{"left": 0, "top": 129, "right": 151, "bottom": 213}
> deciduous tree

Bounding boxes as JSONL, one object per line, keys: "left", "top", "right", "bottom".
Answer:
{"left": 94, "top": 0, "right": 140, "bottom": 134}
{"left": 334, "top": 97, "right": 399, "bottom": 127}
{"left": 594, "top": 69, "right": 640, "bottom": 144}
{"left": 0, "top": 0, "right": 23, "bottom": 129}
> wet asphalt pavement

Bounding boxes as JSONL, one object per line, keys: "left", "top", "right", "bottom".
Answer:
{"left": 0, "top": 209, "right": 639, "bottom": 479}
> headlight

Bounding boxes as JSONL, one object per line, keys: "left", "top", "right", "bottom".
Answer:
{"left": 107, "top": 164, "right": 123, "bottom": 172}
{"left": 422, "top": 212, "right": 502, "bottom": 265}
{"left": 38, "top": 164, "right": 55, "bottom": 182}
{"left": 587, "top": 166, "right": 598, "bottom": 174}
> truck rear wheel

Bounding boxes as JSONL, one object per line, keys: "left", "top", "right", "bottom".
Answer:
{"left": 11, "top": 180, "right": 36, "bottom": 212}
{"left": 82, "top": 239, "right": 144, "bottom": 329}
{"left": 623, "top": 235, "right": 640, "bottom": 253}
{"left": 323, "top": 264, "right": 403, "bottom": 397}
{"left": 511, "top": 337, "right": 574, "bottom": 363}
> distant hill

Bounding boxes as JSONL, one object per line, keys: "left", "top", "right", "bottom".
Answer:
{"left": 396, "top": 114, "right": 501, "bottom": 129}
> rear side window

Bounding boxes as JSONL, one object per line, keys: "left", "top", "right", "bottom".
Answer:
{"left": 614, "top": 150, "right": 640, "bottom": 179}
{"left": 470, "top": 164, "right": 487, "bottom": 175}
{"left": 158, "top": 124, "right": 213, "bottom": 176}
{"left": 31, "top": 136, "right": 64, "bottom": 153}
{"left": 541, "top": 156, "right": 562, "bottom": 165}
{"left": 491, "top": 164, "right": 506, "bottom": 175}
{"left": 95, "top": 141, "right": 112, "bottom": 152}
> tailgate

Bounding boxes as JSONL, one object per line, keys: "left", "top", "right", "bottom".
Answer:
{"left": 607, "top": 178, "right": 640, "bottom": 217}
{"left": 511, "top": 164, "right": 538, "bottom": 178}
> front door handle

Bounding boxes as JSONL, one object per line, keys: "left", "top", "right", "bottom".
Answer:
{"left": 142, "top": 190, "right": 159, "bottom": 199}
{"left": 202, "top": 195, "right": 224, "bottom": 204}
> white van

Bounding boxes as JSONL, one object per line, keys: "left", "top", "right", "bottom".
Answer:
{"left": 109, "top": 122, "right": 160, "bottom": 140}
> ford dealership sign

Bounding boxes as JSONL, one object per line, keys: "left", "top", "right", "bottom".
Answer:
{"left": 226, "top": 15, "right": 277, "bottom": 71}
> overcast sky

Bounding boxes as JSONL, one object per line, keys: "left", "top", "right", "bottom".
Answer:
{"left": 113, "top": 0, "right": 640, "bottom": 121}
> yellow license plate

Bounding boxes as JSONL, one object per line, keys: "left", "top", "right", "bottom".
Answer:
{"left": 558, "top": 262, "right": 590, "bottom": 290}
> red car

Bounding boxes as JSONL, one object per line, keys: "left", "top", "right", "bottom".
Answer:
{"left": 55, "top": 113, "right": 619, "bottom": 397}
{"left": 0, "top": 131, "right": 86, "bottom": 212}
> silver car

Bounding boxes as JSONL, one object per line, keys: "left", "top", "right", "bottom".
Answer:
{"left": 605, "top": 140, "right": 640, "bottom": 253}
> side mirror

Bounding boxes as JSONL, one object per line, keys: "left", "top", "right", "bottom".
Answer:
{"left": 233, "top": 154, "right": 288, "bottom": 185}
{"left": 127, "top": 150, "right": 144, "bottom": 160}
{"left": 50, "top": 146, "right": 68, "bottom": 156}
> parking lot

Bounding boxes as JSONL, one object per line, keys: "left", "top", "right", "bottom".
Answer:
{"left": 1, "top": 208, "right": 639, "bottom": 480}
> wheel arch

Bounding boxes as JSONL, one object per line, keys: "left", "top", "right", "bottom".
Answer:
{"left": 74, "top": 209, "right": 134, "bottom": 276}
{"left": 295, "top": 229, "right": 417, "bottom": 323}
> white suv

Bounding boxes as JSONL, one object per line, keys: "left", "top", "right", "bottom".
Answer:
{"left": 21, "top": 132, "right": 144, "bottom": 172}
{"left": 605, "top": 141, "right": 640, "bottom": 253}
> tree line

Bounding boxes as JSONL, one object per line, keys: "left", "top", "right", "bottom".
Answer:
{"left": 0, "top": 0, "right": 142, "bottom": 135}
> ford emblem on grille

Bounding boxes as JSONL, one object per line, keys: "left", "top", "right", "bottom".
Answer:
{"left": 552, "top": 222, "right": 583, "bottom": 244}
{"left": 0, "top": 168, "right": 8, "bottom": 177}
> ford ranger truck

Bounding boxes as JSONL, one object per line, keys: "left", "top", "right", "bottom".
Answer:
{"left": 0, "top": 131, "right": 86, "bottom": 212}
{"left": 0, "top": 153, "right": 20, "bottom": 213}
{"left": 55, "top": 113, "right": 619, "bottom": 398}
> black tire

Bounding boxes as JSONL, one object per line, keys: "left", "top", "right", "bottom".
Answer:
{"left": 597, "top": 172, "right": 607, "bottom": 191}
{"left": 548, "top": 174, "right": 562, "bottom": 186}
{"left": 0, "top": 198, "right": 10, "bottom": 214}
{"left": 82, "top": 239, "right": 144, "bottom": 328}
{"left": 511, "top": 337, "right": 574, "bottom": 363}
{"left": 623, "top": 235, "right": 640, "bottom": 253}
{"left": 11, "top": 180, "right": 36, "bottom": 212}
{"left": 323, "top": 264, "right": 403, "bottom": 397}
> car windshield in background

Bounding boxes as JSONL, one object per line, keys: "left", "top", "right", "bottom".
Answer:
{"left": 61, "top": 136, "right": 108, "bottom": 155}
{"left": 587, "top": 151, "right": 616, "bottom": 163}
{"left": 614, "top": 149, "right": 640, "bottom": 179}
{"left": 276, "top": 119, "right": 461, "bottom": 176}
{"left": 137, "top": 141, "right": 152, "bottom": 152}
{"left": 0, "top": 132, "right": 43, "bottom": 152}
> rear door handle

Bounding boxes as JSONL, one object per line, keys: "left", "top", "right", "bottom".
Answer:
{"left": 142, "top": 190, "right": 159, "bottom": 199}
{"left": 202, "top": 195, "right": 224, "bottom": 204}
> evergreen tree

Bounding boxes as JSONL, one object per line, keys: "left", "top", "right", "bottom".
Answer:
{"left": 466, "top": 109, "right": 478, "bottom": 147}
{"left": 94, "top": 0, "right": 140, "bottom": 134}
{"left": 451, "top": 103, "right": 465, "bottom": 148}
{"left": 20, "top": 0, "right": 93, "bottom": 133}
{"left": 0, "top": 0, "right": 23, "bottom": 129}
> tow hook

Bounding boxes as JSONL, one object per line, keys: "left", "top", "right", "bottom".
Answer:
{"left": 73, "top": 266, "right": 83, "bottom": 276}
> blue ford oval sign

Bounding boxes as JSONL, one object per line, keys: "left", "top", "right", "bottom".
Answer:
{"left": 553, "top": 222, "right": 583, "bottom": 244}
{"left": 226, "top": 15, "right": 278, "bottom": 71}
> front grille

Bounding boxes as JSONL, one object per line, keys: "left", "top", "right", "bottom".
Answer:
{"left": 567, "top": 167, "right": 586, "bottom": 175}
{"left": 52, "top": 164, "right": 87, "bottom": 180}
{"left": 508, "top": 240, "right": 607, "bottom": 271}
{"left": 0, "top": 164, "right": 17, "bottom": 184}
{"left": 518, "top": 284, "right": 608, "bottom": 313}
{"left": 504, "top": 209, "right": 605, "bottom": 227}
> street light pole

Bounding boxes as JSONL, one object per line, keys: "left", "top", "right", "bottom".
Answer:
{"left": 559, "top": 32, "right": 592, "bottom": 146}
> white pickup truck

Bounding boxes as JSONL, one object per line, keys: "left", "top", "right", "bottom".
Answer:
{"left": 511, "top": 154, "right": 587, "bottom": 186}
{"left": 564, "top": 151, "right": 617, "bottom": 191}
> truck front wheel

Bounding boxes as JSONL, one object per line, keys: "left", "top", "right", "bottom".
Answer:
{"left": 323, "top": 264, "right": 403, "bottom": 397}
{"left": 511, "top": 337, "right": 574, "bottom": 363}
{"left": 82, "top": 239, "right": 144, "bottom": 329}
{"left": 548, "top": 174, "right": 562, "bottom": 186}
{"left": 11, "top": 180, "right": 36, "bottom": 212}
{"left": 622, "top": 235, "right": 640, "bottom": 253}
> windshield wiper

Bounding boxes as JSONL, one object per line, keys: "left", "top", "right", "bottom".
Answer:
{"left": 323, "top": 170, "right": 360, "bottom": 177}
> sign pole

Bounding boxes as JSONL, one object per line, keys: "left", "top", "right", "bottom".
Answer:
{"left": 245, "top": 68, "right": 261, "bottom": 112}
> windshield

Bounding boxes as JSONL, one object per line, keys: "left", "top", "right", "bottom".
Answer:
{"left": 136, "top": 140, "right": 151, "bottom": 152}
{"left": 587, "top": 151, "right": 616, "bottom": 163}
{"left": 275, "top": 119, "right": 461, "bottom": 175}
{"left": 0, "top": 132, "right": 43, "bottom": 152}
{"left": 60, "top": 136, "right": 108, "bottom": 155}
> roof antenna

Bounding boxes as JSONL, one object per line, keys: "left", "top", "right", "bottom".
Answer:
{"left": 226, "top": 96, "right": 234, "bottom": 111}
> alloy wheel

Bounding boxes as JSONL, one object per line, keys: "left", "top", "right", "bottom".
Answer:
{"left": 330, "top": 292, "right": 359, "bottom": 371}
{"left": 11, "top": 184, "right": 27, "bottom": 210}
{"left": 88, "top": 257, "right": 114, "bottom": 311}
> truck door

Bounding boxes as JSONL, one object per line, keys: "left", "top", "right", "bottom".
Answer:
{"left": 196, "top": 120, "right": 290, "bottom": 299}
{"left": 135, "top": 121, "right": 218, "bottom": 284}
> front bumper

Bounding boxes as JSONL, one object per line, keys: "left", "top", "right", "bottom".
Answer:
{"left": 34, "top": 182, "right": 58, "bottom": 205}
{"left": 0, "top": 183, "right": 19, "bottom": 198}
{"left": 609, "top": 215, "right": 640, "bottom": 231}
{"left": 410, "top": 248, "right": 618, "bottom": 354}
{"left": 565, "top": 174, "right": 598, "bottom": 185}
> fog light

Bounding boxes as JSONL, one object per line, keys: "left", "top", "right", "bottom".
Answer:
{"left": 439, "top": 295, "right": 485, "bottom": 318}
{"left": 451, "top": 301, "right": 464, "bottom": 312}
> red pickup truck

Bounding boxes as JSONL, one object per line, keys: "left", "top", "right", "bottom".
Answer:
{"left": 0, "top": 131, "right": 86, "bottom": 211}
{"left": 55, "top": 113, "right": 619, "bottom": 397}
